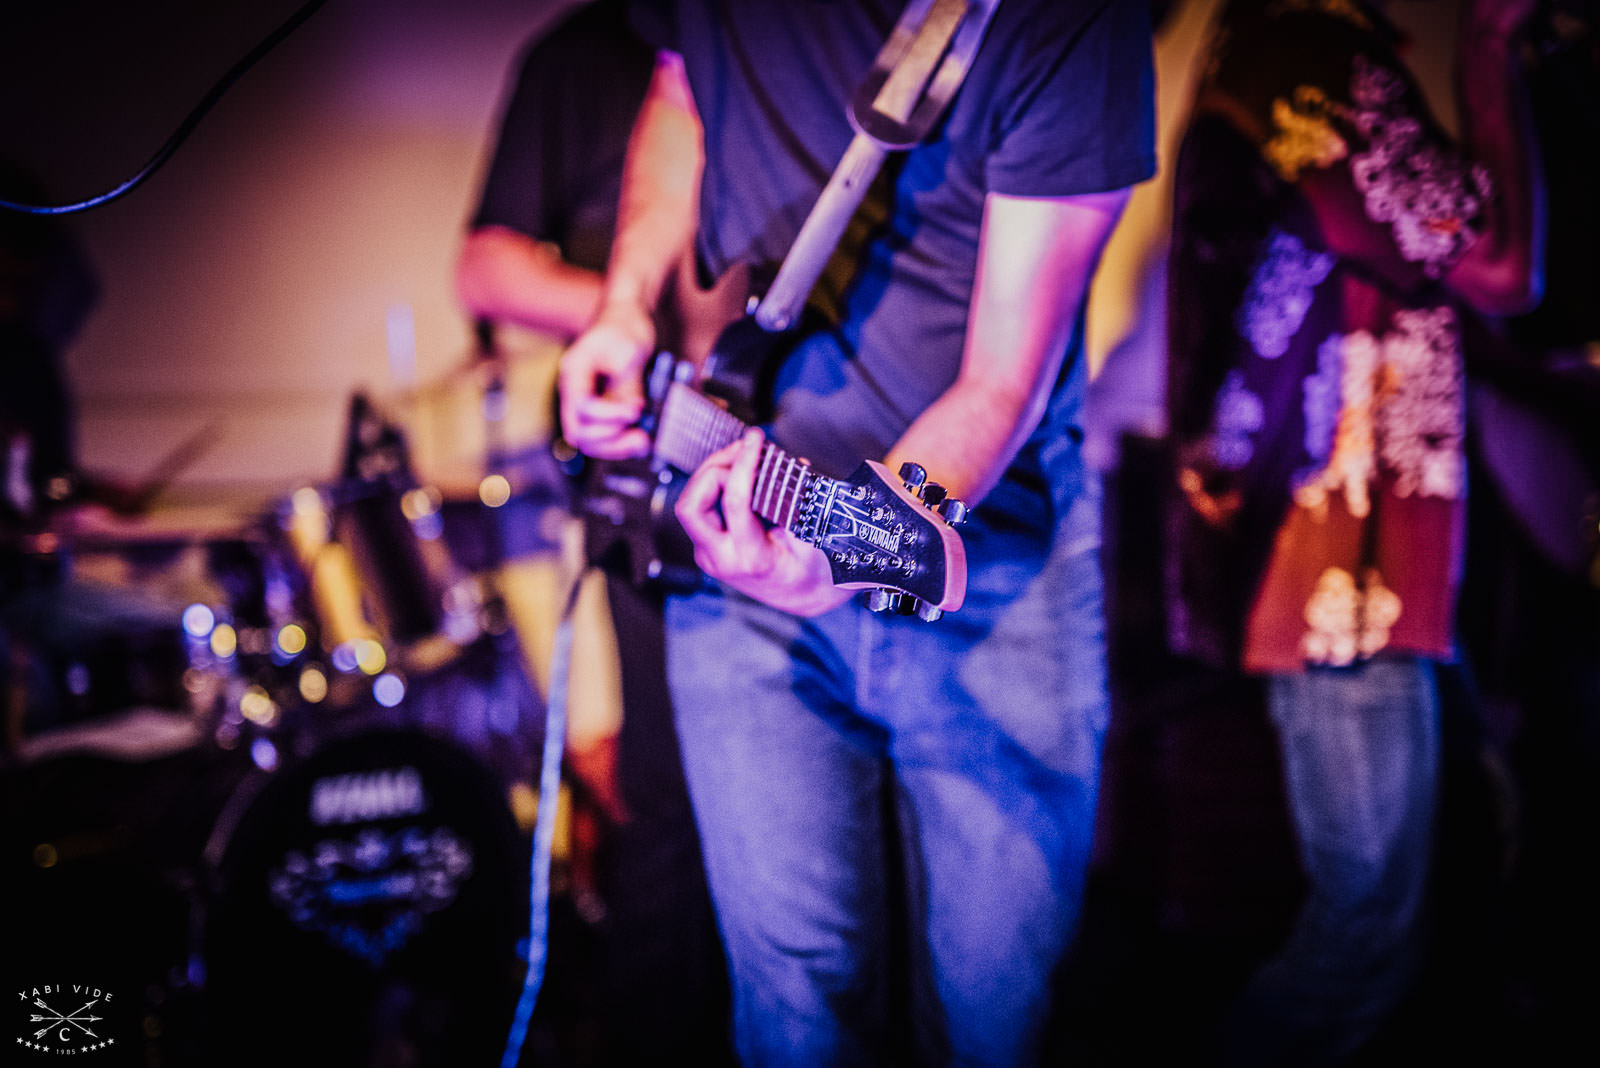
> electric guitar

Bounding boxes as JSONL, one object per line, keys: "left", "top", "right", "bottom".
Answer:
{"left": 575, "top": 280, "right": 968, "bottom": 619}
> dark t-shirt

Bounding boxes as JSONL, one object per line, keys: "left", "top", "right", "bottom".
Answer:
{"left": 635, "top": 0, "right": 1156, "bottom": 492}
{"left": 470, "top": 0, "right": 654, "bottom": 274}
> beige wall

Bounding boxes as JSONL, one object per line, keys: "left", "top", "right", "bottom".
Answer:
{"left": 4, "top": 0, "right": 576, "bottom": 522}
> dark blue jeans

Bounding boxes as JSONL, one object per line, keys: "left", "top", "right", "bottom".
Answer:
{"left": 665, "top": 477, "right": 1108, "bottom": 1066}
{"left": 1227, "top": 656, "right": 1441, "bottom": 1066}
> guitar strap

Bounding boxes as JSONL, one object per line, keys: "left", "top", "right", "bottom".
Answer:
{"left": 751, "top": 0, "right": 1004, "bottom": 333}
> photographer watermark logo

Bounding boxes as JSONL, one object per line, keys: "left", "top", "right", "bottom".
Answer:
{"left": 15, "top": 984, "right": 118, "bottom": 1056}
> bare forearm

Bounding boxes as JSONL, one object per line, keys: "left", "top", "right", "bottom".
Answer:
{"left": 888, "top": 190, "right": 1128, "bottom": 508}
{"left": 1449, "top": 4, "right": 1546, "bottom": 315}
{"left": 557, "top": 51, "right": 703, "bottom": 462}
{"left": 455, "top": 226, "right": 603, "bottom": 342}
{"left": 889, "top": 376, "right": 1047, "bottom": 509}
{"left": 601, "top": 50, "right": 703, "bottom": 322}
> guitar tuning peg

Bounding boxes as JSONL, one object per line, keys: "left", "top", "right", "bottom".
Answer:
{"left": 938, "top": 497, "right": 968, "bottom": 526}
{"left": 921, "top": 483, "right": 947, "bottom": 508}
{"left": 898, "top": 462, "right": 927, "bottom": 490}
{"left": 915, "top": 601, "right": 943, "bottom": 622}
{"left": 866, "top": 588, "right": 900, "bottom": 613}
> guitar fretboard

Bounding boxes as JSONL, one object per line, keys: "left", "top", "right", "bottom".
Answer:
{"left": 654, "top": 382, "right": 820, "bottom": 537}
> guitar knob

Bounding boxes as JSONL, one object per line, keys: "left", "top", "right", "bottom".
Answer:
{"left": 938, "top": 497, "right": 968, "bottom": 526}
{"left": 866, "top": 588, "right": 900, "bottom": 613}
{"left": 915, "top": 601, "right": 943, "bottom": 622}
{"left": 898, "top": 462, "right": 927, "bottom": 490}
{"left": 921, "top": 483, "right": 947, "bottom": 507}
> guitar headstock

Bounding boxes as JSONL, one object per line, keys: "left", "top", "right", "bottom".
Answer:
{"left": 804, "top": 460, "right": 967, "bottom": 621}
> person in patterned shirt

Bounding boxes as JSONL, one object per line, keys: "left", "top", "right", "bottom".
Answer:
{"left": 1164, "top": 0, "right": 1545, "bottom": 1063}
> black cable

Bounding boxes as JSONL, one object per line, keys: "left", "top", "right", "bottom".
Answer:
{"left": 0, "top": 0, "right": 329, "bottom": 216}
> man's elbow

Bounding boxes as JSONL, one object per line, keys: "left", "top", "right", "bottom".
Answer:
{"left": 455, "top": 226, "right": 545, "bottom": 320}
{"left": 454, "top": 229, "right": 501, "bottom": 318}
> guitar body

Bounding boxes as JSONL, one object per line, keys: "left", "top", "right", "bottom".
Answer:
{"left": 692, "top": 313, "right": 795, "bottom": 428}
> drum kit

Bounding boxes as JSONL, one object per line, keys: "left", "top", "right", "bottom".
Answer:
{"left": 1, "top": 338, "right": 593, "bottom": 1065}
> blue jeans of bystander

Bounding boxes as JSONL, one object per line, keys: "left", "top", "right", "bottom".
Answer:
{"left": 1227, "top": 656, "right": 1441, "bottom": 1066}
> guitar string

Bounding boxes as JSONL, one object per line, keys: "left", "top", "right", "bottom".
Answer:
{"left": 757, "top": 445, "right": 779, "bottom": 518}
{"left": 779, "top": 456, "right": 810, "bottom": 533}
{"left": 771, "top": 451, "right": 800, "bottom": 526}
{"left": 664, "top": 385, "right": 784, "bottom": 523}
{"left": 663, "top": 389, "right": 949, "bottom": 604}
{"left": 661, "top": 386, "right": 738, "bottom": 471}
{"left": 659, "top": 384, "right": 829, "bottom": 535}
{"left": 778, "top": 456, "right": 799, "bottom": 531}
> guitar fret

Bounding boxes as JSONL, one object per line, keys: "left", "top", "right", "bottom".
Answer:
{"left": 788, "top": 458, "right": 805, "bottom": 531}
{"left": 779, "top": 454, "right": 795, "bottom": 522}
{"left": 776, "top": 456, "right": 793, "bottom": 530}
{"left": 764, "top": 447, "right": 784, "bottom": 521}
{"left": 783, "top": 457, "right": 806, "bottom": 532}
{"left": 771, "top": 454, "right": 791, "bottom": 529}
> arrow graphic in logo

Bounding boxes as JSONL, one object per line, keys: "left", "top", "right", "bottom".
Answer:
{"left": 29, "top": 998, "right": 102, "bottom": 1041}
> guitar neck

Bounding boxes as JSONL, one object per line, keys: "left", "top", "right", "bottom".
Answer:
{"left": 647, "top": 368, "right": 966, "bottom": 615}
{"left": 654, "top": 381, "right": 820, "bottom": 535}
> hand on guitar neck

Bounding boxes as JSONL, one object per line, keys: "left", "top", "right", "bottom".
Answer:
{"left": 558, "top": 271, "right": 967, "bottom": 620}
{"left": 676, "top": 428, "right": 856, "bottom": 617}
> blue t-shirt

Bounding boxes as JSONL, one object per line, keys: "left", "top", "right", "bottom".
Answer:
{"left": 639, "top": 0, "right": 1155, "bottom": 498}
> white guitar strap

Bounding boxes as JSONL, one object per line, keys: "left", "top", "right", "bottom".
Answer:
{"left": 753, "top": 0, "right": 1004, "bottom": 333}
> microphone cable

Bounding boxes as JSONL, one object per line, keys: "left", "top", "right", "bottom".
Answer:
{"left": 0, "top": 0, "right": 328, "bottom": 216}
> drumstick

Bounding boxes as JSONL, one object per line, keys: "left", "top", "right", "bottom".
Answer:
{"left": 111, "top": 417, "right": 227, "bottom": 513}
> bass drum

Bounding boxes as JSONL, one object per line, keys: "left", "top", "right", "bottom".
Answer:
{"left": 199, "top": 729, "right": 527, "bottom": 1067}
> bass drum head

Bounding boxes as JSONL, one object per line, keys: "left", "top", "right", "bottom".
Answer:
{"left": 201, "top": 729, "right": 526, "bottom": 1067}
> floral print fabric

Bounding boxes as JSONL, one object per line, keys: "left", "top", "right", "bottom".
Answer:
{"left": 1165, "top": 0, "right": 1485, "bottom": 672}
